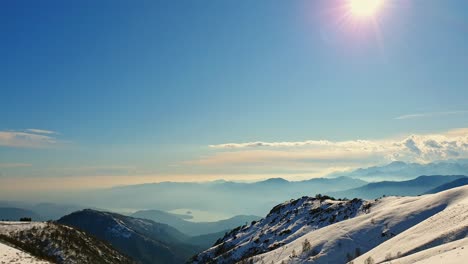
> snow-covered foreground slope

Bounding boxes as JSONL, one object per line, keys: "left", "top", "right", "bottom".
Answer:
{"left": 193, "top": 186, "right": 468, "bottom": 264}
{"left": 0, "top": 241, "right": 51, "bottom": 264}
{"left": 0, "top": 221, "right": 133, "bottom": 264}
{"left": 258, "top": 186, "right": 468, "bottom": 264}
{"left": 380, "top": 238, "right": 467, "bottom": 264}
{"left": 351, "top": 185, "right": 468, "bottom": 264}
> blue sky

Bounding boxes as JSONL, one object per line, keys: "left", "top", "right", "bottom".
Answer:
{"left": 1, "top": 0, "right": 468, "bottom": 190}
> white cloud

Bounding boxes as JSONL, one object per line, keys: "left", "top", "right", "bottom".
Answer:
{"left": 209, "top": 140, "right": 338, "bottom": 149}
{"left": 25, "top": 129, "right": 58, "bottom": 135}
{"left": 0, "top": 130, "right": 59, "bottom": 148}
{"left": 394, "top": 111, "right": 468, "bottom": 120}
{"left": 197, "top": 128, "right": 468, "bottom": 175}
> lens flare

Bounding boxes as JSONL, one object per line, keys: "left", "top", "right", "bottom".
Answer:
{"left": 348, "top": 0, "right": 384, "bottom": 18}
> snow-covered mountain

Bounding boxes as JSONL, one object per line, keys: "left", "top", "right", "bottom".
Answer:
{"left": 192, "top": 186, "right": 468, "bottom": 264}
{"left": 191, "top": 195, "right": 370, "bottom": 263}
{"left": 0, "top": 221, "right": 133, "bottom": 263}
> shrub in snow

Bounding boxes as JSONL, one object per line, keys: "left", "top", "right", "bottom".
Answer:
{"left": 302, "top": 238, "right": 311, "bottom": 254}
{"left": 364, "top": 256, "right": 375, "bottom": 264}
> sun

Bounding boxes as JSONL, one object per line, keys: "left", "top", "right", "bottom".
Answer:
{"left": 348, "top": 0, "right": 384, "bottom": 18}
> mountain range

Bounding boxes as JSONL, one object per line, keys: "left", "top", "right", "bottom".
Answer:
{"left": 329, "top": 175, "right": 467, "bottom": 199}
{"left": 329, "top": 159, "right": 468, "bottom": 181}
{"left": 3, "top": 160, "right": 465, "bottom": 221}
{"left": 78, "top": 176, "right": 367, "bottom": 217}
{"left": 65, "top": 160, "right": 468, "bottom": 217}
{"left": 1, "top": 172, "right": 467, "bottom": 264}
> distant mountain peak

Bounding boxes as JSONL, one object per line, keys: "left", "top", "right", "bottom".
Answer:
{"left": 259, "top": 177, "right": 289, "bottom": 184}
{"left": 387, "top": 160, "right": 407, "bottom": 167}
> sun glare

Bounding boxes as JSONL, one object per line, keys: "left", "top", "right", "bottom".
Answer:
{"left": 349, "top": 0, "right": 384, "bottom": 17}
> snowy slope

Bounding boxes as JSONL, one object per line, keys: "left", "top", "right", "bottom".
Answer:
{"left": 255, "top": 186, "right": 467, "bottom": 264}
{"left": 193, "top": 186, "right": 468, "bottom": 264}
{"left": 351, "top": 185, "right": 468, "bottom": 264}
{"left": 379, "top": 238, "right": 467, "bottom": 264}
{"left": 0, "top": 241, "right": 50, "bottom": 264}
{"left": 192, "top": 196, "right": 369, "bottom": 263}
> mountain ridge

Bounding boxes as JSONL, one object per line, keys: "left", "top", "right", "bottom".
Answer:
{"left": 58, "top": 209, "right": 213, "bottom": 264}
{"left": 424, "top": 177, "right": 468, "bottom": 194}
{"left": 329, "top": 175, "right": 467, "bottom": 199}
{"left": 0, "top": 221, "right": 134, "bottom": 263}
